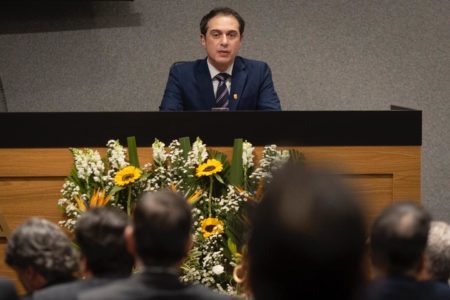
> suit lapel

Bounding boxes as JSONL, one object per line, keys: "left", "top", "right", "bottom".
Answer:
{"left": 195, "top": 58, "right": 215, "bottom": 109}
{"left": 229, "top": 57, "right": 248, "bottom": 111}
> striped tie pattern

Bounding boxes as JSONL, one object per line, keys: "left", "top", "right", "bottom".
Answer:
{"left": 214, "top": 73, "right": 230, "bottom": 108}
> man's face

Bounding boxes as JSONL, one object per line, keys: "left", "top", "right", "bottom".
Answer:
{"left": 201, "top": 14, "right": 242, "bottom": 71}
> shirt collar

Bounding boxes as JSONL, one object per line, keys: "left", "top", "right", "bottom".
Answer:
{"left": 206, "top": 59, "right": 233, "bottom": 80}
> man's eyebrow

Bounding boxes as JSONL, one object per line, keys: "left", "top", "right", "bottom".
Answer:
{"left": 209, "top": 29, "right": 238, "bottom": 33}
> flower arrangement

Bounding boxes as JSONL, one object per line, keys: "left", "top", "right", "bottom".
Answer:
{"left": 58, "top": 136, "right": 302, "bottom": 295}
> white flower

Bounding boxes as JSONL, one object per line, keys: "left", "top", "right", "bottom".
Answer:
{"left": 71, "top": 148, "right": 105, "bottom": 181}
{"left": 106, "top": 140, "right": 128, "bottom": 170}
{"left": 212, "top": 264, "right": 224, "bottom": 275}
{"left": 152, "top": 139, "right": 167, "bottom": 165}
{"left": 191, "top": 137, "right": 208, "bottom": 164}
{"left": 242, "top": 141, "right": 254, "bottom": 169}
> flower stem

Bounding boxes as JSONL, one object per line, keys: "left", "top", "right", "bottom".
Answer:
{"left": 244, "top": 168, "right": 248, "bottom": 191}
{"left": 127, "top": 186, "right": 132, "bottom": 216}
{"left": 208, "top": 176, "right": 213, "bottom": 217}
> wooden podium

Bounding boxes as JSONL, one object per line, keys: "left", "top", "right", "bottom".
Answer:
{"left": 0, "top": 111, "right": 421, "bottom": 288}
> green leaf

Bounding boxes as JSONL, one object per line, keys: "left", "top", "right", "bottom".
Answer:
{"left": 179, "top": 137, "right": 191, "bottom": 160}
{"left": 109, "top": 185, "right": 125, "bottom": 196}
{"left": 139, "top": 172, "right": 151, "bottom": 181}
{"left": 229, "top": 138, "right": 244, "bottom": 187}
{"left": 127, "top": 136, "right": 140, "bottom": 167}
{"left": 214, "top": 173, "right": 225, "bottom": 184}
{"left": 227, "top": 238, "right": 238, "bottom": 255}
{"left": 211, "top": 150, "right": 226, "bottom": 163}
{"left": 289, "top": 149, "right": 305, "bottom": 163}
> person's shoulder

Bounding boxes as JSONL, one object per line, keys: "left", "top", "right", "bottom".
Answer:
{"left": 425, "top": 280, "right": 450, "bottom": 298}
{"left": 185, "top": 284, "right": 235, "bottom": 300}
{"left": 78, "top": 277, "right": 137, "bottom": 300}
{"left": 0, "top": 278, "right": 16, "bottom": 290}
{"left": 33, "top": 280, "right": 88, "bottom": 300}
{"left": 0, "top": 278, "right": 19, "bottom": 300}
{"left": 170, "top": 58, "right": 205, "bottom": 71}
{"left": 237, "top": 56, "right": 270, "bottom": 68}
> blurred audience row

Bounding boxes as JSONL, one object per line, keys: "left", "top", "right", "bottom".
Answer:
{"left": 1, "top": 162, "right": 450, "bottom": 300}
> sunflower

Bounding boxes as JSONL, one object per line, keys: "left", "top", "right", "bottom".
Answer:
{"left": 114, "top": 166, "right": 142, "bottom": 186}
{"left": 196, "top": 159, "right": 223, "bottom": 177}
{"left": 201, "top": 217, "right": 224, "bottom": 238}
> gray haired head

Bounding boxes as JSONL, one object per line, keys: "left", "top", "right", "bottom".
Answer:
{"left": 427, "top": 221, "right": 450, "bottom": 283}
{"left": 5, "top": 217, "right": 79, "bottom": 284}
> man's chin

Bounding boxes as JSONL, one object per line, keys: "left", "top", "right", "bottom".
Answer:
{"left": 210, "top": 57, "right": 234, "bottom": 70}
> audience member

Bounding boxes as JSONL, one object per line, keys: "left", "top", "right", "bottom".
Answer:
{"left": 79, "top": 191, "right": 233, "bottom": 300}
{"left": 4, "top": 218, "right": 78, "bottom": 299}
{"left": 426, "top": 221, "right": 450, "bottom": 284}
{"left": 367, "top": 202, "right": 450, "bottom": 300}
{"left": 32, "top": 207, "right": 134, "bottom": 300}
{"left": 247, "top": 163, "right": 367, "bottom": 300}
{"left": 0, "top": 277, "right": 19, "bottom": 300}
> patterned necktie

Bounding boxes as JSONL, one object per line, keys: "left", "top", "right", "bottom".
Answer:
{"left": 214, "top": 73, "right": 230, "bottom": 108}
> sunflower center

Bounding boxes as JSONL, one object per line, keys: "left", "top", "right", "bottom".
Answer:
{"left": 203, "top": 166, "right": 216, "bottom": 172}
{"left": 205, "top": 225, "right": 217, "bottom": 232}
{"left": 121, "top": 174, "right": 134, "bottom": 181}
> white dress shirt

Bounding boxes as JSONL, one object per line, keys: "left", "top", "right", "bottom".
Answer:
{"left": 206, "top": 59, "right": 233, "bottom": 97}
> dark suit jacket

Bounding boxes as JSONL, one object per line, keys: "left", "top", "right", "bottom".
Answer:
{"left": 32, "top": 276, "right": 125, "bottom": 300}
{"left": 0, "top": 278, "right": 19, "bottom": 300}
{"left": 365, "top": 276, "right": 450, "bottom": 300}
{"left": 159, "top": 56, "right": 281, "bottom": 111}
{"left": 78, "top": 271, "right": 233, "bottom": 300}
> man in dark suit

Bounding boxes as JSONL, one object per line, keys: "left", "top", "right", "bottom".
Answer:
{"left": 366, "top": 202, "right": 450, "bottom": 300}
{"left": 32, "top": 207, "right": 133, "bottom": 300}
{"left": 79, "top": 191, "right": 232, "bottom": 300}
{"left": 159, "top": 7, "right": 281, "bottom": 111}
{"left": 0, "top": 278, "right": 19, "bottom": 300}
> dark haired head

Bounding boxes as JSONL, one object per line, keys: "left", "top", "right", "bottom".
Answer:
{"left": 248, "top": 163, "right": 366, "bottom": 300}
{"left": 133, "top": 191, "right": 192, "bottom": 267}
{"left": 370, "top": 202, "right": 431, "bottom": 276}
{"left": 200, "top": 7, "right": 245, "bottom": 36}
{"left": 75, "top": 207, "right": 133, "bottom": 277}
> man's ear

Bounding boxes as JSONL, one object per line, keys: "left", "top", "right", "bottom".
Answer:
{"left": 80, "top": 255, "right": 92, "bottom": 278}
{"left": 23, "top": 266, "right": 46, "bottom": 291}
{"left": 200, "top": 34, "right": 206, "bottom": 47}
{"left": 417, "top": 254, "right": 431, "bottom": 281}
{"left": 124, "top": 225, "right": 136, "bottom": 257}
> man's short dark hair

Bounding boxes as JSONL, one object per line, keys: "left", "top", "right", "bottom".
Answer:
{"left": 200, "top": 7, "right": 245, "bottom": 36}
{"left": 133, "top": 190, "right": 192, "bottom": 267}
{"left": 75, "top": 207, "right": 133, "bottom": 276}
{"left": 248, "top": 163, "right": 366, "bottom": 300}
{"left": 370, "top": 202, "right": 431, "bottom": 276}
{"left": 5, "top": 218, "right": 78, "bottom": 284}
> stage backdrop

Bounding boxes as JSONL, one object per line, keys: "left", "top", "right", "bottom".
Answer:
{"left": 0, "top": 1, "right": 449, "bottom": 221}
